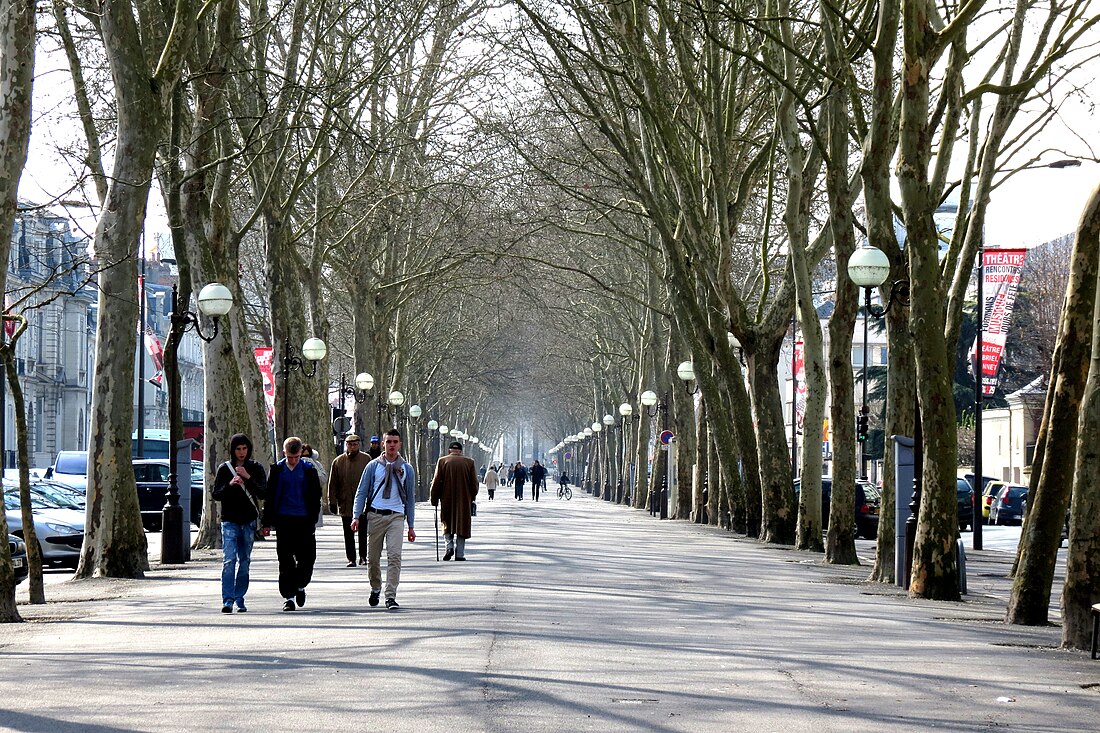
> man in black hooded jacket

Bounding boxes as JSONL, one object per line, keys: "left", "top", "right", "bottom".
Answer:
{"left": 213, "top": 433, "right": 267, "bottom": 613}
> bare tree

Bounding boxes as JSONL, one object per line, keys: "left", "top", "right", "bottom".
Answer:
{"left": 0, "top": 0, "right": 36, "bottom": 620}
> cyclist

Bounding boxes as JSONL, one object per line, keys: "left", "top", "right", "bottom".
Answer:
{"left": 557, "top": 472, "right": 572, "bottom": 500}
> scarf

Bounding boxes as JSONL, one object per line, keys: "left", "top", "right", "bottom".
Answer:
{"left": 380, "top": 454, "right": 406, "bottom": 500}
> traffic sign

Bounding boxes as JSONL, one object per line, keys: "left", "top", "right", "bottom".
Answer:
{"left": 659, "top": 430, "right": 674, "bottom": 445}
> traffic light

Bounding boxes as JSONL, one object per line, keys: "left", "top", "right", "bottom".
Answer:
{"left": 856, "top": 411, "right": 868, "bottom": 443}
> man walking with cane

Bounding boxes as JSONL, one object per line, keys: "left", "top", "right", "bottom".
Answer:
{"left": 430, "top": 441, "right": 479, "bottom": 561}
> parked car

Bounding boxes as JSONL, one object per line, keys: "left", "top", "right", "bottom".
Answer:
{"left": 957, "top": 479, "right": 975, "bottom": 531}
{"left": 133, "top": 459, "right": 203, "bottom": 530}
{"left": 990, "top": 484, "right": 1028, "bottom": 525}
{"left": 2, "top": 481, "right": 85, "bottom": 567}
{"left": 980, "top": 481, "right": 1006, "bottom": 523}
{"left": 43, "top": 450, "right": 89, "bottom": 492}
{"left": 8, "top": 534, "right": 28, "bottom": 584}
{"left": 793, "top": 478, "right": 881, "bottom": 540}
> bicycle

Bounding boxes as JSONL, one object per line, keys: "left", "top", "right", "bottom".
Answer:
{"left": 557, "top": 484, "right": 572, "bottom": 500}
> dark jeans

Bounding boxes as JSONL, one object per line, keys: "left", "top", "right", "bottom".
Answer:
{"left": 339, "top": 514, "right": 367, "bottom": 563}
{"left": 532, "top": 480, "right": 543, "bottom": 501}
{"left": 275, "top": 516, "right": 316, "bottom": 599}
{"left": 515, "top": 481, "right": 525, "bottom": 500}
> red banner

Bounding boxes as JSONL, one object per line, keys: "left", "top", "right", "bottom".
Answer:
{"left": 254, "top": 347, "right": 276, "bottom": 423}
{"left": 794, "top": 341, "right": 807, "bottom": 427}
{"left": 976, "top": 248, "right": 1027, "bottom": 395}
{"left": 144, "top": 331, "right": 165, "bottom": 388}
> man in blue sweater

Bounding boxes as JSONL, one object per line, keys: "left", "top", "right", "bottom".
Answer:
{"left": 264, "top": 437, "right": 322, "bottom": 612}
{"left": 352, "top": 428, "right": 416, "bottom": 609}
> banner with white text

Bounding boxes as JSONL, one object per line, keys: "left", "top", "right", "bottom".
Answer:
{"left": 976, "top": 248, "right": 1027, "bottom": 396}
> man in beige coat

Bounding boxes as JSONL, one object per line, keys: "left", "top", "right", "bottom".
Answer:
{"left": 328, "top": 434, "right": 372, "bottom": 567}
{"left": 430, "top": 441, "right": 480, "bottom": 561}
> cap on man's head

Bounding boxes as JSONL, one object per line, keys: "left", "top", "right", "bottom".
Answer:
{"left": 345, "top": 433, "right": 360, "bottom": 443}
{"left": 448, "top": 441, "right": 463, "bottom": 451}
{"left": 369, "top": 435, "right": 380, "bottom": 443}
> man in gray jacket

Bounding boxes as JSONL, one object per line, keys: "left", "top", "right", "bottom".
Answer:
{"left": 351, "top": 428, "right": 416, "bottom": 609}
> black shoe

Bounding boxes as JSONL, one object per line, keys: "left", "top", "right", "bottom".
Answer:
{"left": 385, "top": 598, "right": 399, "bottom": 610}
{"left": 346, "top": 561, "right": 356, "bottom": 568}
{"left": 369, "top": 589, "right": 380, "bottom": 607}
{"left": 295, "top": 589, "right": 306, "bottom": 608}
{"left": 237, "top": 604, "right": 248, "bottom": 613}
{"left": 455, "top": 556, "right": 467, "bottom": 561}
{"left": 443, "top": 549, "right": 454, "bottom": 561}
{"left": 282, "top": 599, "right": 296, "bottom": 612}
{"left": 359, "top": 558, "right": 368, "bottom": 566}
{"left": 221, "top": 604, "right": 233, "bottom": 614}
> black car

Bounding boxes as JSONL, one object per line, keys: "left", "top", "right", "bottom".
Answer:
{"left": 990, "top": 484, "right": 1028, "bottom": 526}
{"left": 133, "top": 460, "right": 203, "bottom": 530}
{"left": 794, "top": 478, "right": 881, "bottom": 540}
{"left": 956, "top": 479, "right": 975, "bottom": 531}
{"left": 8, "top": 534, "right": 28, "bottom": 585}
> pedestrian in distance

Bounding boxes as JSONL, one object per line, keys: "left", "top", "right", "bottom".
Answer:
{"left": 265, "top": 436, "right": 323, "bottom": 612}
{"left": 366, "top": 435, "right": 382, "bottom": 459}
{"left": 530, "top": 460, "right": 547, "bottom": 502}
{"left": 328, "top": 433, "right": 371, "bottom": 567}
{"left": 430, "top": 441, "right": 480, "bottom": 561}
{"left": 484, "top": 464, "right": 499, "bottom": 500}
{"left": 513, "top": 461, "right": 528, "bottom": 500}
{"left": 301, "top": 443, "right": 326, "bottom": 528}
{"left": 212, "top": 433, "right": 267, "bottom": 613}
{"left": 506, "top": 463, "right": 514, "bottom": 486}
{"left": 352, "top": 429, "right": 417, "bottom": 610}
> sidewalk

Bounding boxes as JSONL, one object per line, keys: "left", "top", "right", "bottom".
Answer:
{"left": 1, "top": 494, "right": 1096, "bottom": 732}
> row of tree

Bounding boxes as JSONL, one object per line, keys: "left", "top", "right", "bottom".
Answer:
{"left": 0, "top": 0, "right": 1098, "bottom": 652}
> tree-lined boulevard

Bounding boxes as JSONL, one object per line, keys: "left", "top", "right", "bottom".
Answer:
{"left": 2, "top": 494, "right": 1094, "bottom": 732}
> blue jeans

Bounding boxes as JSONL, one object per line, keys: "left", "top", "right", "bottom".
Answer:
{"left": 221, "top": 520, "right": 256, "bottom": 606}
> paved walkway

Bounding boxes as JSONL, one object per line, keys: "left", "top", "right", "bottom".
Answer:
{"left": 1, "top": 493, "right": 1097, "bottom": 732}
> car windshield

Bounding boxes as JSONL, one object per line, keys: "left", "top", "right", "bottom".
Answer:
{"left": 30, "top": 486, "right": 81, "bottom": 510}
{"left": 2, "top": 491, "right": 56, "bottom": 510}
{"left": 55, "top": 453, "right": 88, "bottom": 475}
{"left": 1007, "top": 487, "right": 1028, "bottom": 499}
{"left": 861, "top": 483, "right": 881, "bottom": 502}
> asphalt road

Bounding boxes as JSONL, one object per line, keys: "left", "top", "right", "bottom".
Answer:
{"left": 2, "top": 493, "right": 1097, "bottom": 732}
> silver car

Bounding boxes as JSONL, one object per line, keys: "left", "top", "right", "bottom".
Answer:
{"left": 2, "top": 480, "right": 85, "bottom": 567}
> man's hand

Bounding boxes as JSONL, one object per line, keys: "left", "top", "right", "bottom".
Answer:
{"left": 234, "top": 466, "right": 250, "bottom": 479}
{"left": 351, "top": 518, "right": 359, "bottom": 532}
{"left": 407, "top": 527, "right": 416, "bottom": 542}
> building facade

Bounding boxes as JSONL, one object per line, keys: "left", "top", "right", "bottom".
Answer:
{"left": 4, "top": 205, "right": 97, "bottom": 467}
{"left": 4, "top": 206, "right": 205, "bottom": 468}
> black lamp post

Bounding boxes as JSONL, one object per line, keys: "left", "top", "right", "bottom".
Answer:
{"left": 162, "top": 282, "right": 232, "bottom": 565}
{"left": 618, "top": 402, "right": 636, "bottom": 504}
{"left": 279, "top": 335, "right": 327, "bottom": 446}
{"left": 337, "top": 371, "right": 373, "bottom": 439}
{"left": 847, "top": 245, "right": 913, "bottom": 585}
{"left": 601, "top": 413, "right": 616, "bottom": 501}
{"left": 640, "top": 389, "right": 669, "bottom": 519}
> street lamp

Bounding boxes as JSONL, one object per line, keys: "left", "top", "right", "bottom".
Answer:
{"left": 617, "top": 402, "right": 633, "bottom": 503}
{"left": 280, "top": 335, "right": 327, "bottom": 446}
{"left": 601, "top": 414, "right": 615, "bottom": 501}
{"left": 846, "top": 244, "right": 914, "bottom": 585}
{"left": 639, "top": 388, "right": 670, "bottom": 519}
{"left": 162, "top": 282, "right": 232, "bottom": 565}
{"left": 676, "top": 360, "right": 698, "bottom": 394}
{"left": 335, "top": 371, "right": 373, "bottom": 442}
